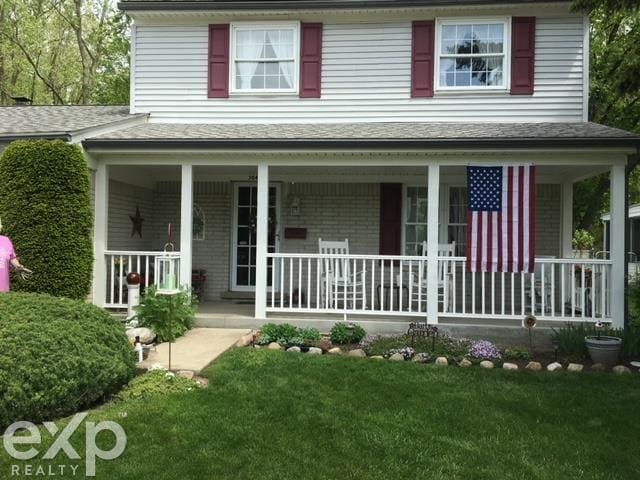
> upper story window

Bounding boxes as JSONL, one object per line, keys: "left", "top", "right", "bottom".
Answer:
{"left": 436, "top": 19, "right": 509, "bottom": 90}
{"left": 231, "top": 23, "right": 299, "bottom": 94}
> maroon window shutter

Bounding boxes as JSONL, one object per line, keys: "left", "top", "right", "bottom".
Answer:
{"left": 300, "top": 23, "right": 323, "bottom": 98}
{"left": 511, "top": 17, "right": 536, "bottom": 95}
{"left": 411, "top": 21, "right": 435, "bottom": 98}
{"left": 208, "top": 24, "right": 229, "bottom": 98}
{"left": 379, "top": 183, "right": 403, "bottom": 256}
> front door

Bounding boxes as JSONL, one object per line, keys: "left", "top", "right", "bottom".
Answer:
{"left": 231, "top": 183, "right": 280, "bottom": 291}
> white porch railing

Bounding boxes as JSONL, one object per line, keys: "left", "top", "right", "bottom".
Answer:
{"left": 266, "top": 253, "right": 612, "bottom": 322}
{"left": 104, "top": 251, "right": 167, "bottom": 308}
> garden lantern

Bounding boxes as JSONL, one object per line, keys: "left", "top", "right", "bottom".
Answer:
{"left": 155, "top": 245, "right": 181, "bottom": 295}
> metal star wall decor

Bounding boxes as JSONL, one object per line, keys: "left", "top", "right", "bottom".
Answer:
{"left": 130, "top": 206, "right": 144, "bottom": 238}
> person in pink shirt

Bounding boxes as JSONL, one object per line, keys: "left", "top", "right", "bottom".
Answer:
{"left": 0, "top": 228, "right": 30, "bottom": 293}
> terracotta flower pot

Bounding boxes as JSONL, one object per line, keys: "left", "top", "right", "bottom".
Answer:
{"left": 585, "top": 336, "right": 622, "bottom": 369}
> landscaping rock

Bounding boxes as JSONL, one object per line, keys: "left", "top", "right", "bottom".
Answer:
{"left": 547, "top": 362, "right": 563, "bottom": 372}
{"left": 567, "top": 363, "right": 584, "bottom": 373}
{"left": 194, "top": 376, "right": 209, "bottom": 388}
{"left": 286, "top": 346, "right": 301, "bottom": 353}
{"left": 268, "top": 342, "right": 282, "bottom": 350}
{"left": 503, "top": 362, "right": 518, "bottom": 371}
{"left": 612, "top": 365, "right": 631, "bottom": 375}
{"left": 254, "top": 345, "right": 261, "bottom": 349}
{"left": 177, "top": 370, "right": 194, "bottom": 380}
{"left": 370, "top": 355, "right": 385, "bottom": 360}
{"left": 590, "top": 363, "right": 605, "bottom": 372}
{"left": 327, "top": 347, "right": 343, "bottom": 355}
{"left": 525, "top": 361, "right": 542, "bottom": 371}
{"left": 307, "top": 347, "right": 323, "bottom": 355}
{"left": 127, "top": 327, "right": 155, "bottom": 345}
{"left": 317, "top": 339, "right": 333, "bottom": 352}
{"left": 479, "top": 360, "right": 494, "bottom": 369}
{"left": 348, "top": 349, "right": 366, "bottom": 358}
{"left": 389, "top": 353, "right": 405, "bottom": 362}
{"left": 236, "top": 332, "right": 255, "bottom": 348}
{"left": 413, "top": 353, "right": 430, "bottom": 363}
{"left": 458, "top": 358, "right": 473, "bottom": 368}
{"left": 435, "top": 357, "right": 448, "bottom": 366}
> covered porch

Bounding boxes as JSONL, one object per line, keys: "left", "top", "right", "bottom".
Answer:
{"left": 88, "top": 151, "right": 627, "bottom": 329}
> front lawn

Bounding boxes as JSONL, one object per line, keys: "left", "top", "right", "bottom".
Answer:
{"left": 2, "top": 348, "right": 639, "bottom": 479}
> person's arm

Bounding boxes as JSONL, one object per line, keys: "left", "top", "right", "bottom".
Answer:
{"left": 10, "top": 258, "right": 23, "bottom": 270}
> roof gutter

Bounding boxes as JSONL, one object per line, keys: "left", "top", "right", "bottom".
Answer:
{"left": 83, "top": 136, "right": 640, "bottom": 150}
{"left": 118, "top": 0, "right": 571, "bottom": 12}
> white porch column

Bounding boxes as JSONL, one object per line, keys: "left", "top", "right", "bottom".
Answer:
{"left": 610, "top": 163, "right": 626, "bottom": 328}
{"left": 180, "top": 164, "right": 193, "bottom": 291}
{"left": 427, "top": 163, "right": 440, "bottom": 324}
{"left": 92, "top": 162, "right": 109, "bottom": 307}
{"left": 561, "top": 182, "right": 573, "bottom": 258}
{"left": 255, "top": 162, "right": 269, "bottom": 320}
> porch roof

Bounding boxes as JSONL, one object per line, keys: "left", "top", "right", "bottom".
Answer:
{"left": 82, "top": 121, "right": 640, "bottom": 150}
{"left": 0, "top": 106, "right": 148, "bottom": 142}
{"left": 119, "top": 0, "right": 571, "bottom": 12}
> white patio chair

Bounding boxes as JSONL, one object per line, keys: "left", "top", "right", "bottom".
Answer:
{"left": 318, "top": 238, "right": 366, "bottom": 310}
{"left": 409, "top": 241, "right": 455, "bottom": 312}
{"left": 527, "top": 255, "right": 555, "bottom": 315}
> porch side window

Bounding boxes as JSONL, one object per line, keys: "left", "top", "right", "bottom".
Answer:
{"left": 405, "top": 186, "right": 428, "bottom": 256}
{"left": 231, "top": 23, "right": 298, "bottom": 93}
{"left": 437, "top": 19, "right": 507, "bottom": 89}
{"left": 448, "top": 187, "right": 468, "bottom": 256}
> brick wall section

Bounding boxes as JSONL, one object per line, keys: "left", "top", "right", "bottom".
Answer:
{"left": 107, "top": 180, "right": 154, "bottom": 251}
{"left": 535, "top": 184, "right": 561, "bottom": 257}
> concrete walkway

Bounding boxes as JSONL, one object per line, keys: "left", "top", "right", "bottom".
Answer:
{"left": 140, "top": 327, "right": 250, "bottom": 374}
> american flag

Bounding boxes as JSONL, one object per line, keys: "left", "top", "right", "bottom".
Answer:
{"left": 466, "top": 165, "right": 536, "bottom": 273}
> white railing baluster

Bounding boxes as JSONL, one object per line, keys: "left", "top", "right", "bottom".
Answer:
{"left": 550, "top": 264, "right": 555, "bottom": 317}
{"left": 601, "top": 264, "right": 606, "bottom": 319}
{"left": 500, "top": 272, "right": 505, "bottom": 315}
{"left": 371, "top": 259, "right": 375, "bottom": 312}
{"left": 408, "top": 260, "right": 413, "bottom": 313}
{"left": 462, "top": 259, "right": 466, "bottom": 314}
{"left": 591, "top": 263, "right": 596, "bottom": 320}
{"left": 280, "top": 258, "right": 285, "bottom": 309}
{"left": 316, "top": 258, "right": 321, "bottom": 310}
{"left": 118, "top": 255, "right": 124, "bottom": 306}
{"left": 471, "top": 271, "right": 476, "bottom": 314}
{"left": 490, "top": 271, "right": 495, "bottom": 315}
{"left": 541, "top": 264, "right": 546, "bottom": 315}
{"left": 571, "top": 264, "right": 576, "bottom": 317}
{"left": 390, "top": 261, "right": 394, "bottom": 312}
{"left": 510, "top": 272, "right": 515, "bottom": 315}
{"left": 520, "top": 272, "right": 525, "bottom": 316}
{"left": 561, "top": 263, "right": 566, "bottom": 318}
{"left": 481, "top": 273, "right": 485, "bottom": 314}
{"left": 530, "top": 271, "right": 535, "bottom": 315}
{"left": 271, "top": 258, "right": 275, "bottom": 308}
{"left": 452, "top": 259, "right": 457, "bottom": 314}
{"left": 307, "top": 257, "right": 311, "bottom": 309}
{"left": 580, "top": 263, "right": 585, "bottom": 318}
{"left": 298, "top": 257, "right": 302, "bottom": 309}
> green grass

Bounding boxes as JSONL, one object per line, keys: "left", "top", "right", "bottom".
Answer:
{"left": 1, "top": 348, "right": 640, "bottom": 479}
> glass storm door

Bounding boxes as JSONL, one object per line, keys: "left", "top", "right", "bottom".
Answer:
{"left": 232, "top": 183, "right": 280, "bottom": 291}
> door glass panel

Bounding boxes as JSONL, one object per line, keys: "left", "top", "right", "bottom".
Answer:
{"left": 234, "top": 185, "right": 279, "bottom": 289}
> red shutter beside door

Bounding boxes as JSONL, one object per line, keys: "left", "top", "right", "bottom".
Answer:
{"left": 300, "top": 23, "right": 323, "bottom": 98}
{"left": 511, "top": 17, "right": 536, "bottom": 95}
{"left": 379, "top": 183, "right": 403, "bottom": 256}
{"left": 208, "top": 24, "right": 230, "bottom": 98}
{"left": 411, "top": 21, "right": 435, "bottom": 98}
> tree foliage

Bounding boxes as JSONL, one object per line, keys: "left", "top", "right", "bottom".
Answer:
{"left": 0, "top": 140, "right": 93, "bottom": 299}
{"left": 0, "top": 0, "right": 129, "bottom": 105}
{"left": 571, "top": 0, "right": 640, "bottom": 236}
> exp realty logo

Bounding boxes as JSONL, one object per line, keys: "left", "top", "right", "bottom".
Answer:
{"left": 3, "top": 412, "right": 126, "bottom": 477}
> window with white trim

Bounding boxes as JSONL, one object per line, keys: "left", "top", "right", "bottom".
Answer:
{"left": 231, "top": 23, "right": 298, "bottom": 93}
{"left": 437, "top": 19, "right": 508, "bottom": 89}
{"left": 404, "top": 186, "right": 428, "bottom": 256}
{"left": 448, "top": 187, "right": 468, "bottom": 256}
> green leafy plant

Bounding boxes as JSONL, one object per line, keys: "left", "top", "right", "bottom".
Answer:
{"left": 503, "top": 347, "right": 532, "bottom": 361}
{"left": 115, "top": 368, "right": 201, "bottom": 402}
{"left": 257, "top": 323, "right": 301, "bottom": 345}
{"left": 330, "top": 322, "right": 366, "bottom": 345}
{"left": 628, "top": 274, "right": 640, "bottom": 328}
{"left": 0, "top": 292, "right": 136, "bottom": 428}
{"left": 572, "top": 229, "right": 595, "bottom": 251}
{"left": 0, "top": 140, "right": 93, "bottom": 299}
{"left": 135, "top": 286, "right": 197, "bottom": 342}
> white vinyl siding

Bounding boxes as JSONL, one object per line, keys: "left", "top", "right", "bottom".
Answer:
{"left": 133, "top": 16, "right": 585, "bottom": 123}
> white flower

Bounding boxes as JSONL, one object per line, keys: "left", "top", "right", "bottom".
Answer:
{"left": 149, "top": 363, "right": 167, "bottom": 371}
{"left": 165, "top": 372, "right": 175, "bottom": 378}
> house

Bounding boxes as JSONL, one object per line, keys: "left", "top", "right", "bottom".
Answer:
{"left": 0, "top": 0, "right": 638, "bottom": 332}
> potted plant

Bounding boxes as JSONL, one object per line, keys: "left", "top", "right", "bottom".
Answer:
{"left": 585, "top": 321, "right": 622, "bottom": 368}
{"left": 572, "top": 229, "right": 595, "bottom": 259}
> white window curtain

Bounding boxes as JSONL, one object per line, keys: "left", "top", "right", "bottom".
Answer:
{"left": 236, "top": 36, "right": 262, "bottom": 90}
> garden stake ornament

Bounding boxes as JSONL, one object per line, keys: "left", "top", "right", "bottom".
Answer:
{"left": 523, "top": 315, "right": 537, "bottom": 351}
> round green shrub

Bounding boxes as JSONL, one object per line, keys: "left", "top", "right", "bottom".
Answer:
{"left": 330, "top": 322, "right": 366, "bottom": 345}
{"left": 0, "top": 292, "right": 136, "bottom": 428}
{"left": 0, "top": 140, "right": 93, "bottom": 299}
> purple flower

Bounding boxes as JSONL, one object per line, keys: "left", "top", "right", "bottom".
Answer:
{"left": 468, "top": 340, "right": 502, "bottom": 360}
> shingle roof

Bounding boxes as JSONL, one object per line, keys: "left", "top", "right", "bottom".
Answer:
{"left": 0, "top": 106, "right": 148, "bottom": 141}
{"left": 119, "top": 0, "right": 571, "bottom": 11}
{"left": 83, "top": 122, "right": 640, "bottom": 150}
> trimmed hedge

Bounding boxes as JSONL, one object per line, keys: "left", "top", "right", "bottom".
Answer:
{"left": 0, "top": 293, "right": 136, "bottom": 428}
{"left": 0, "top": 140, "right": 93, "bottom": 299}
